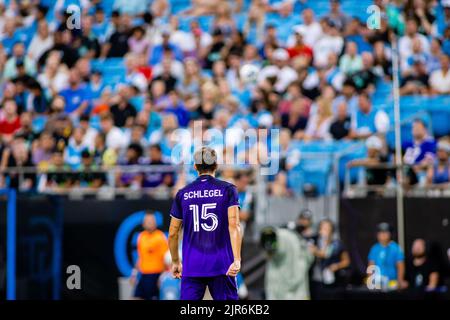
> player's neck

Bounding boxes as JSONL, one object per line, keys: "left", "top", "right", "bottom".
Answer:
{"left": 198, "top": 172, "right": 215, "bottom": 178}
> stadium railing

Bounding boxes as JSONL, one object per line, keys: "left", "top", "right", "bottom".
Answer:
{"left": 343, "top": 163, "right": 450, "bottom": 198}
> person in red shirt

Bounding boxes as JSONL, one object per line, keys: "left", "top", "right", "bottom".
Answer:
{"left": 286, "top": 28, "right": 313, "bottom": 63}
{"left": 0, "top": 99, "right": 21, "bottom": 136}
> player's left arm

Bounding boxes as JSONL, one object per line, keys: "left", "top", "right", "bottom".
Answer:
{"left": 227, "top": 205, "right": 242, "bottom": 277}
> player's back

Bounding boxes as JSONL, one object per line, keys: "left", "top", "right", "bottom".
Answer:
{"left": 170, "top": 174, "right": 239, "bottom": 277}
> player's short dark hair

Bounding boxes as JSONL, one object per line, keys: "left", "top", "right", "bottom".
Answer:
{"left": 194, "top": 147, "right": 218, "bottom": 174}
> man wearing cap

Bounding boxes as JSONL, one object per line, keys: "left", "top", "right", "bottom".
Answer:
{"left": 426, "top": 139, "right": 450, "bottom": 186}
{"left": 258, "top": 48, "right": 297, "bottom": 93}
{"left": 296, "top": 209, "right": 316, "bottom": 242}
{"left": 348, "top": 135, "right": 391, "bottom": 189}
{"left": 367, "top": 223, "right": 407, "bottom": 289}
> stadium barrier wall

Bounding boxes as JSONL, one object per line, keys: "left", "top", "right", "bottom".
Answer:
{"left": 0, "top": 196, "right": 172, "bottom": 300}
{"left": 1, "top": 196, "right": 449, "bottom": 299}
{"left": 340, "top": 197, "right": 450, "bottom": 283}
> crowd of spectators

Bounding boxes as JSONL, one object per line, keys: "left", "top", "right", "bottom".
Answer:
{"left": 0, "top": 0, "right": 449, "bottom": 195}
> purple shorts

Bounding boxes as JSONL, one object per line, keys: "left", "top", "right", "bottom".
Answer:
{"left": 180, "top": 276, "right": 239, "bottom": 300}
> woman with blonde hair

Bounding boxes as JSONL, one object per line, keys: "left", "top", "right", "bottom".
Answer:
{"left": 176, "top": 58, "right": 205, "bottom": 99}
{"left": 304, "top": 97, "right": 333, "bottom": 141}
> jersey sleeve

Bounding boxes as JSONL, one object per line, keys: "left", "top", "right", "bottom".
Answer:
{"left": 227, "top": 185, "right": 240, "bottom": 209}
{"left": 395, "top": 244, "right": 405, "bottom": 262}
{"left": 170, "top": 191, "right": 183, "bottom": 220}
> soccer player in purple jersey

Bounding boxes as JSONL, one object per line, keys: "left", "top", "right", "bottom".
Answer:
{"left": 168, "top": 147, "right": 242, "bottom": 300}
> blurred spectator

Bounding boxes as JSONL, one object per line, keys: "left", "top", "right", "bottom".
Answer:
{"left": 348, "top": 136, "right": 392, "bottom": 190}
{"left": 149, "top": 29, "right": 183, "bottom": 66}
{"left": 367, "top": 223, "right": 407, "bottom": 289}
{"left": 74, "top": 21, "right": 98, "bottom": 61}
{"left": 329, "top": 101, "right": 352, "bottom": 140}
{"left": 44, "top": 149, "right": 74, "bottom": 189}
{"left": 339, "top": 41, "right": 363, "bottom": 76}
{"left": 261, "top": 226, "right": 314, "bottom": 300}
{"left": 429, "top": 54, "right": 450, "bottom": 95}
{"left": 59, "top": 68, "right": 91, "bottom": 116}
{"left": 125, "top": 53, "right": 149, "bottom": 93}
{"left": 332, "top": 79, "right": 358, "bottom": 115}
{"left": 400, "top": 56, "right": 430, "bottom": 95}
{"left": 351, "top": 93, "right": 388, "bottom": 139}
{"left": 403, "top": 119, "right": 436, "bottom": 166}
{"left": 286, "top": 28, "right": 313, "bottom": 63}
{"left": 64, "top": 127, "right": 88, "bottom": 169}
{"left": 349, "top": 52, "right": 377, "bottom": 93}
{"left": 0, "top": 135, "right": 35, "bottom": 190}
{"left": 102, "top": 13, "right": 131, "bottom": 58}
{"left": 130, "top": 211, "right": 169, "bottom": 300}
{"left": 259, "top": 48, "right": 297, "bottom": 93}
{"left": 313, "top": 20, "right": 344, "bottom": 69}
{"left": 304, "top": 97, "right": 333, "bottom": 141}
{"left": 110, "top": 86, "right": 137, "bottom": 128}
{"left": 309, "top": 219, "right": 351, "bottom": 299}
{"left": 128, "top": 26, "right": 150, "bottom": 56}
{"left": 142, "top": 144, "right": 173, "bottom": 189}
{"left": 117, "top": 143, "right": 144, "bottom": 188}
{"left": 75, "top": 150, "right": 106, "bottom": 188}
{"left": 426, "top": 139, "right": 450, "bottom": 187}
{"left": 427, "top": 38, "right": 443, "bottom": 73}
{"left": 0, "top": 99, "right": 21, "bottom": 136}
{"left": 399, "top": 18, "right": 430, "bottom": 68}
{"left": 234, "top": 171, "right": 253, "bottom": 228}
{"left": 324, "top": 0, "right": 351, "bottom": 32}
{"left": 296, "top": 210, "right": 316, "bottom": 242}
{"left": 99, "top": 113, "right": 128, "bottom": 150}
{"left": 152, "top": 57, "right": 179, "bottom": 93}
{"left": 406, "top": 239, "right": 440, "bottom": 292}
{"left": 288, "top": 9, "right": 323, "bottom": 48}
{"left": 39, "top": 30, "right": 80, "bottom": 69}
{"left": 37, "top": 52, "right": 69, "bottom": 96}
{"left": 27, "top": 20, "right": 54, "bottom": 63}
{"left": 4, "top": 42, "right": 36, "bottom": 80}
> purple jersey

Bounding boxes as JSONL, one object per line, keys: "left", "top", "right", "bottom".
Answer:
{"left": 170, "top": 174, "right": 240, "bottom": 277}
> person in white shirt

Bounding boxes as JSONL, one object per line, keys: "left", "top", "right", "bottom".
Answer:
{"left": 398, "top": 18, "right": 431, "bottom": 68}
{"left": 429, "top": 54, "right": 450, "bottom": 94}
{"left": 287, "top": 8, "right": 323, "bottom": 48}
{"left": 28, "top": 20, "right": 54, "bottom": 63}
{"left": 100, "top": 113, "right": 128, "bottom": 150}
{"left": 258, "top": 48, "right": 298, "bottom": 93}
{"left": 37, "top": 51, "right": 69, "bottom": 96}
{"left": 313, "top": 20, "right": 344, "bottom": 68}
{"left": 124, "top": 53, "right": 148, "bottom": 93}
{"left": 304, "top": 97, "right": 333, "bottom": 141}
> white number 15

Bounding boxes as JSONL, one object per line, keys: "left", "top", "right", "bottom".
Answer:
{"left": 189, "top": 203, "right": 218, "bottom": 232}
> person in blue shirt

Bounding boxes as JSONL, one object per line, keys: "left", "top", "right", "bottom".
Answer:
{"left": 368, "top": 222, "right": 407, "bottom": 289}
{"left": 59, "top": 68, "right": 92, "bottom": 116}
{"left": 351, "top": 92, "right": 388, "bottom": 139}
{"left": 164, "top": 91, "right": 190, "bottom": 128}
{"left": 403, "top": 119, "right": 437, "bottom": 166}
{"left": 149, "top": 30, "right": 183, "bottom": 66}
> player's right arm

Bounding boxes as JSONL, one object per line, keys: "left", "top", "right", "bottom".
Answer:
{"left": 168, "top": 191, "right": 183, "bottom": 278}
{"left": 168, "top": 217, "right": 182, "bottom": 279}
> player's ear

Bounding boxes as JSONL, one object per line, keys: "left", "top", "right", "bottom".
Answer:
{"left": 193, "top": 163, "right": 198, "bottom": 172}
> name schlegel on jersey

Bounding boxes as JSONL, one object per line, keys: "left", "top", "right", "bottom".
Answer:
{"left": 183, "top": 189, "right": 224, "bottom": 200}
